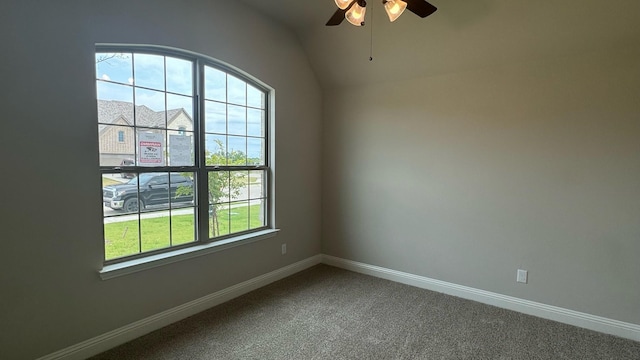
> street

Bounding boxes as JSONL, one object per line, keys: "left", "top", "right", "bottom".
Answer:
{"left": 102, "top": 174, "right": 264, "bottom": 223}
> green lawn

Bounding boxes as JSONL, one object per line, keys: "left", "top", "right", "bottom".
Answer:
{"left": 104, "top": 204, "right": 263, "bottom": 260}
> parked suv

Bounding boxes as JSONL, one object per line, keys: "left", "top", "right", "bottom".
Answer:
{"left": 103, "top": 173, "right": 193, "bottom": 213}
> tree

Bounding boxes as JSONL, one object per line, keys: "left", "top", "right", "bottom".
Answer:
{"left": 176, "top": 139, "right": 247, "bottom": 236}
{"left": 95, "top": 53, "right": 129, "bottom": 64}
{"left": 206, "top": 141, "right": 247, "bottom": 236}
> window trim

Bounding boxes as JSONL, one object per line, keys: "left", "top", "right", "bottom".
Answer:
{"left": 97, "top": 44, "right": 275, "bottom": 270}
{"left": 99, "top": 229, "right": 279, "bottom": 280}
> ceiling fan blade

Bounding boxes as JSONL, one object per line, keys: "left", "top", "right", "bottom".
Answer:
{"left": 404, "top": 0, "right": 437, "bottom": 18}
{"left": 326, "top": 8, "right": 347, "bottom": 26}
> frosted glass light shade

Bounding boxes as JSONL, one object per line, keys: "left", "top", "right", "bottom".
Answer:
{"left": 335, "top": 0, "right": 352, "bottom": 10}
{"left": 345, "top": 3, "right": 367, "bottom": 26}
{"left": 384, "top": 0, "right": 407, "bottom": 22}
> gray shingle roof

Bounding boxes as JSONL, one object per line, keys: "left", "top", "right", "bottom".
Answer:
{"left": 97, "top": 100, "right": 191, "bottom": 132}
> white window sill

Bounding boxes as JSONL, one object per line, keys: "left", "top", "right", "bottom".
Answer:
{"left": 100, "top": 229, "right": 280, "bottom": 280}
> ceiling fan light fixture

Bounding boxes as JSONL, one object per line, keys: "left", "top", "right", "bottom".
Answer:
{"left": 326, "top": 0, "right": 436, "bottom": 27}
{"left": 334, "top": 0, "right": 352, "bottom": 10}
{"left": 383, "top": 0, "right": 407, "bottom": 22}
{"left": 345, "top": 1, "right": 367, "bottom": 26}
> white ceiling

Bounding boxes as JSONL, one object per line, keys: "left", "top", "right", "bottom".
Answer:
{"left": 239, "top": 0, "right": 640, "bottom": 89}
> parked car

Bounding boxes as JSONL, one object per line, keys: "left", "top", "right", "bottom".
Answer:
{"left": 119, "top": 159, "right": 135, "bottom": 179}
{"left": 103, "top": 173, "right": 193, "bottom": 213}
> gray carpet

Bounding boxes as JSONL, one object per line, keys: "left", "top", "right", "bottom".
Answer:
{"left": 91, "top": 265, "right": 640, "bottom": 359}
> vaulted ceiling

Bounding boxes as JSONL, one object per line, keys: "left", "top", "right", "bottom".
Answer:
{"left": 239, "top": 0, "right": 640, "bottom": 89}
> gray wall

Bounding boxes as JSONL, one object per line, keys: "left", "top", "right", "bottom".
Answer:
{"left": 0, "top": 1, "right": 322, "bottom": 359}
{"left": 322, "top": 46, "right": 640, "bottom": 325}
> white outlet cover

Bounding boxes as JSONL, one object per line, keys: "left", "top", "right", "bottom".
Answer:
{"left": 517, "top": 269, "right": 528, "bottom": 283}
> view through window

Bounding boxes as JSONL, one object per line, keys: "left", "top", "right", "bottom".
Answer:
{"left": 97, "top": 47, "right": 269, "bottom": 263}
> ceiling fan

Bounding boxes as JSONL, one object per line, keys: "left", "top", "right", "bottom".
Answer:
{"left": 326, "top": 0, "right": 437, "bottom": 27}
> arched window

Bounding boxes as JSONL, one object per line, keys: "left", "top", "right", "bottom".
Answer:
{"left": 96, "top": 45, "right": 271, "bottom": 266}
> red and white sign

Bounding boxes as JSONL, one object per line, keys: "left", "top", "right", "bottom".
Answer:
{"left": 138, "top": 132, "right": 165, "bottom": 166}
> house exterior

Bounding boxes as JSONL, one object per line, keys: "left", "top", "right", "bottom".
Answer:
{"left": 97, "top": 99, "right": 193, "bottom": 166}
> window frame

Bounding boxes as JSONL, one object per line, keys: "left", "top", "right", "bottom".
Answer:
{"left": 96, "top": 44, "right": 273, "bottom": 269}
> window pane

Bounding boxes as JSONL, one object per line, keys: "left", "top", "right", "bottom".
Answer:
{"left": 247, "top": 108, "right": 264, "bottom": 137}
{"left": 134, "top": 53, "right": 165, "bottom": 91}
{"left": 102, "top": 172, "right": 138, "bottom": 219}
{"left": 227, "top": 105, "right": 246, "bottom": 136}
{"left": 102, "top": 174, "right": 141, "bottom": 214}
{"left": 167, "top": 93, "right": 193, "bottom": 127}
{"left": 248, "top": 170, "right": 265, "bottom": 200}
{"left": 166, "top": 56, "right": 193, "bottom": 96}
{"left": 135, "top": 88, "right": 166, "bottom": 127}
{"left": 227, "top": 75, "right": 246, "bottom": 105}
{"left": 99, "top": 125, "right": 135, "bottom": 166}
{"left": 96, "top": 52, "right": 132, "bottom": 85}
{"left": 205, "top": 100, "right": 226, "bottom": 134}
{"left": 141, "top": 215, "right": 171, "bottom": 252}
{"left": 209, "top": 170, "right": 231, "bottom": 238}
{"left": 247, "top": 170, "right": 267, "bottom": 230}
{"left": 97, "top": 82, "right": 133, "bottom": 105}
{"left": 209, "top": 171, "right": 230, "bottom": 205}
{"left": 139, "top": 173, "right": 170, "bottom": 213}
{"left": 137, "top": 130, "right": 166, "bottom": 167}
{"left": 205, "top": 66, "right": 226, "bottom": 102}
{"left": 102, "top": 171, "right": 134, "bottom": 190}
{"left": 231, "top": 170, "right": 249, "bottom": 201}
{"left": 247, "top": 84, "right": 265, "bottom": 109}
{"left": 229, "top": 201, "right": 250, "bottom": 234}
{"left": 172, "top": 208, "right": 196, "bottom": 245}
{"left": 228, "top": 136, "right": 247, "bottom": 165}
{"left": 168, "top": 131, "right": 194, "bottom": 166}
{"left": 104, "top": 216, "right": 140, "bottom": 261}
{"left": 210, "top": 204, "right": 230, "bottom": 238}
{"left": 249, "top": 199, "right": 266, "bottom": 230}
{"left": 205, "top": 134, "right": 226, "bottom": 165}
{"left": 229, "top": 171, "right": 247, "bottom": 203}
{"left": 168, "top": 172, "right": 194, "bottom": 209}
{"left": 247, "top": 137, "right": 264, "bottom": 165}
{"left": 168, "top": 172, "right": 196, "bottom": 245}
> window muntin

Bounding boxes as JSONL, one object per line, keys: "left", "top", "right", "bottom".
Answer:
{"left": 97, "top": 46, "right": 269, "bottom": 263}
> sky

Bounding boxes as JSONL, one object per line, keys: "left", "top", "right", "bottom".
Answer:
{"left": 96, "top": 52, "right": 265, "bottom": 164}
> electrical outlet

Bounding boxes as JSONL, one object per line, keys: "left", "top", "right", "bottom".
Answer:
{"left": 281, "top": 243, "right": 287, "bottom": 255}
{"left": 517, "top": 269, "right": 528, "bottom": 284}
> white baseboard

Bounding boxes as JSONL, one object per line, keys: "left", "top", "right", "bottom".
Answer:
{"left": 38, "top": 253, "right": 639, "bottom": 360}
{"left": 322, "top": 255, "right": 640, "bottom": 342}
{"left": 38, "top": 255, "right": 323, "bottom": 360}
